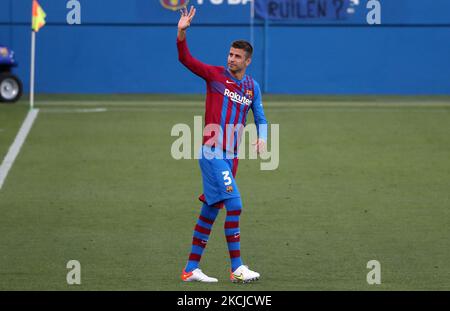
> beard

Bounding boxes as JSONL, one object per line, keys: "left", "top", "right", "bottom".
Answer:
{"left": 228, "top": 64, "right": 243, "bottom": 73}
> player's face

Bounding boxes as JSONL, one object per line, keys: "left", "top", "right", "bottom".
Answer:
{"left": 227, "top": 47, "right": 251, "bottom": 73}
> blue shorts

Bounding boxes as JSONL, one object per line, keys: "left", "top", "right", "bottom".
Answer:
{"left": 198, "top": 145, "right": 241, "bottom": 206}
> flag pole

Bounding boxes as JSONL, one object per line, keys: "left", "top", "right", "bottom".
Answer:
{"left": 30, "top": 30, "right": 36, "bottom": 110}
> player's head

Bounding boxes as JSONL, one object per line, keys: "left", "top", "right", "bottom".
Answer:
{"left": 227, "top": 40, "right": 253, "bottom": 74}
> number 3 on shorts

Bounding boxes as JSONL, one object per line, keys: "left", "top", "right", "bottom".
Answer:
{"left": 222, "top": 171, "right": 232, "bottom": 186}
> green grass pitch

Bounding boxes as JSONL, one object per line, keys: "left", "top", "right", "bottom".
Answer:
{"left": 0, "top": 95, "right": 449, "bottom": 290}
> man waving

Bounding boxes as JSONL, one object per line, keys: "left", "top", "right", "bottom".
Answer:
{"left": 178, "top": 6, "right": 268, "bottom": 283}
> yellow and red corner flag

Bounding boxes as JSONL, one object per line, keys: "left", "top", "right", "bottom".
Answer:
{"left": 32, "top": 0, "right": 46, "bottom": 32}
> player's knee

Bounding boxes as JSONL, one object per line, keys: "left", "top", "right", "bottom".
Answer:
{"left": 201, "top": 203, "right": 220, "bottom": 220}
{"left": 224, "top": 197, "right": 242, "bottom": 212}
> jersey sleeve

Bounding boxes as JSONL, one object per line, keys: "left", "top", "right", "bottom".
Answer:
{"left": 251, "top": 81, "right": 268, "bottom": 141}
{"left": 177, "top": 38, "right": 216, "bottom": 81}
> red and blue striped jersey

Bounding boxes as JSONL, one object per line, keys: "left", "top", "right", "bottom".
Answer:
{"left": 177, "top": 38, "right": 268, "bottom": 156}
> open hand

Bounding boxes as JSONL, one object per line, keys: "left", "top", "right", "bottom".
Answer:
{"left": 178, "top": 6, "right": 196, "bottom": 31}
{"left": 252, "top": 139, "right": 266, "bottom": 155}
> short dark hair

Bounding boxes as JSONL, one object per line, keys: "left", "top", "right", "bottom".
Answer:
{"left": 231, "top": 40, "right": 253, "bottom": 59}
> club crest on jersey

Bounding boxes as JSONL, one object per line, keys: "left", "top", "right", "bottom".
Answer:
{"left": 245, "top": 89, "right": 253, "bottom": 99}
{"left": 226, "top": 185, "right": 233, "bottom": 193}
{"left": 224, "top": 89, "right": 252, "bottom": 106}
{"left": 160, "top": 0, "right": 189, "bottom": 11}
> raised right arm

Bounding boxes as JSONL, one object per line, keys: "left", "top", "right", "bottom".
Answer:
{"left": 177, "top": 6, "right": 214, "bottom": 80}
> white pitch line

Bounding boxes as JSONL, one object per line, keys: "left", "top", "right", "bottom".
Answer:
{"left": 41, "top": 107, "right": 108, "bottom": 114}
{"left": 0, "top": 109, "right": 40, "bottom": 191}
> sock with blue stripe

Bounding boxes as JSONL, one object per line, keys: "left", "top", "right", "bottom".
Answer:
{"left": 185, "top": 203, "right": 220, "bottom": 273}
{"left": 224, "top": 197, "right": 243, "bottom": 272}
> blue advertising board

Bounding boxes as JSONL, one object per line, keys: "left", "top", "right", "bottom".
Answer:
{"left": 0, "top": 0, "right": 449, "bottom": 94}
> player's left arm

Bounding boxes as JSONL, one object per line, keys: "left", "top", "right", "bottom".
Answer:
{"left": 251, "top": 81, "right": 268, "bottom": 154}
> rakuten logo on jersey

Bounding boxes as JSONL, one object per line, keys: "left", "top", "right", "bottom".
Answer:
{"left": 224, "top": 89, "right": 252, "bottom": 106}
